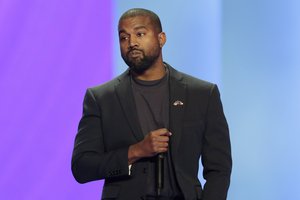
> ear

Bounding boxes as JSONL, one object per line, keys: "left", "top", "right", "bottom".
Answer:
{"left": 158, "top": 32, "right": 166, "bottom": 48}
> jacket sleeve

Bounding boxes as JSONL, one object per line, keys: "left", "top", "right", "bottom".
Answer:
{"left": 71, "top": 89, "right": 130, "bottom": 183}
{"left": 201, "top": 85, "right": 232, "bottom": 200}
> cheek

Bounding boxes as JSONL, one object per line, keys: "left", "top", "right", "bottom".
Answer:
{"left": 148, "top": 42, "right": 160, "bottom": 54}
{"left": 120, "top": 45, "right": 127, "bottom": 55}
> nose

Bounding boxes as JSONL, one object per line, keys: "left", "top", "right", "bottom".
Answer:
{"left": 129, "top": 36, "right": 138, "bottom": 48}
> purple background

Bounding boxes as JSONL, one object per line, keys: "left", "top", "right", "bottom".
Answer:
{"left": 0, "top": 1, "right": 112, "bottom": 199}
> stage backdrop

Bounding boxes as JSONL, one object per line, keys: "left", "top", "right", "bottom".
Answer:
{"left": 0, "top": 0, "right": 299, "bottom": 199}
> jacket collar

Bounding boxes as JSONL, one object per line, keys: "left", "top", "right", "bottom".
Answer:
{"left": 116, "top": 62, "right": 184, "bottom": 83}
{"left": 114, "top": 63, "right": 186, "bottom": 159}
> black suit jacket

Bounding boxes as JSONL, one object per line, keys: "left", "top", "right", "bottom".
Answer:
{"left": 71, "top": 64, "right": 232, "bottom": 200}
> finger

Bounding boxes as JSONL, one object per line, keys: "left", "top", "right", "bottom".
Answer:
{"left": 150, "top": 134, "right": 170, "bottom": 143}
{"left": 153, "top": 141, "right": 169, "bottom": 151}
{"left": 151, "top": 128, "right": 169, "bottom": 136}
{"left": 161, "top": 131, "right": 172, "bottom": 136}
{"left": 156, "top": 147, "right": 168, "bottom": 153}
{"left": 159, "top": 142, "right": 169, "bottom": 148}
{"left": 151, "top": 129, "right": 172, "bottom": 137}
{"left": 155, "top": 136, "right": 170, "bottom": 142}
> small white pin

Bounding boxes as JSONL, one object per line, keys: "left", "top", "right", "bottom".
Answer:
{"left": 173, "top": 100, "right": 184, "bottom": 106}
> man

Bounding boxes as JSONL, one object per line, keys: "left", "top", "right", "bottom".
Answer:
{"left": 71, "top": 8, "right": 232, "bottom": 200}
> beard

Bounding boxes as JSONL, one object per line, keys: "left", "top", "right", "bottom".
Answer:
{"left": 122, "top": 48, "right": 160, "bottom": 75}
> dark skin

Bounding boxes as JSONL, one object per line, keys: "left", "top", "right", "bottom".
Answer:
{"left": 118, "top": 15, "right": 166, "bottom": 81}
{"left": 118, "top": 15, "right": 171, "bottom": 165}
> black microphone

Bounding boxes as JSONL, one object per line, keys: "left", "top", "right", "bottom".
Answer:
{"left": 156, "top": 152, "right": 164, "bottom": 196}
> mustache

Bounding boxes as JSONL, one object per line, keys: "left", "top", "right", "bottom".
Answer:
{"left": 128, "top": 47, "right": 143, "bottom": 53}
{"left": 126, "top": 48, "right": 144, "bottom": 57}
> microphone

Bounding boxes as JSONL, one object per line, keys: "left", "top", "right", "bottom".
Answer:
{"left": 156, "top": 152, "right": 164, "bottom": 196}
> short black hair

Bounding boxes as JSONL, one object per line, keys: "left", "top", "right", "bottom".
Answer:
{"left": 119, "top": 8, "right": 162, "bottom": 33}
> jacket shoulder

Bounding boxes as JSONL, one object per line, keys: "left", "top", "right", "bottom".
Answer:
{"left": 167, "top": 63, "right": 215, "bottom": 91}
{"left": 180, "top": 71, "right": 215, "bottom": 92}
{"left": 87, "top": 71, "right": 128, "bottom": 98}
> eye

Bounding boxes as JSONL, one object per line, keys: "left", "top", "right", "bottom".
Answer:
{"left": 137, "top": 32, "right": 145, "bottom": 37}
{"left": 119, "top": 35, "right": 129, "bottom": 41}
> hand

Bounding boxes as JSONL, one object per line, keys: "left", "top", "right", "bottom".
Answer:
{"left": 128, "top": 128, "right": 172, "bottom": 164}
{"left": 140, "top": 128, "right": 172, "bottom": 156}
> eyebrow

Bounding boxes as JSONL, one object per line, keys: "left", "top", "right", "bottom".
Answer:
{"left": 119, "top": 25, "right": 148, "bottom": 35}
{"left": 133, "top": 26, "right": 148, "bottom": 31}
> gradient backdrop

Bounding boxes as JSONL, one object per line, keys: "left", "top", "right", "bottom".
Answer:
{"left": 0, "top": 0, "right": 299, "bottom": 199}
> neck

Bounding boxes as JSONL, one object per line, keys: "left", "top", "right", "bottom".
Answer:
{"left": 133, "top": 60, "right": 166, "bottom": 81}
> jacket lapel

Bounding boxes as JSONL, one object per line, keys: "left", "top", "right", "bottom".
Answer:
{"left": 168, "top": 66, "right": 186, "bottom": 162}
{"left": 115, "top": 71, "right": 144, "bottom": 142}
{"left": 114, "top": 66, "right": 187, "bottom": 151}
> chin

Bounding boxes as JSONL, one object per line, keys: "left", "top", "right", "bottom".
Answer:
{"left": 130, "top": 65, "right": 149, "bottom": 74}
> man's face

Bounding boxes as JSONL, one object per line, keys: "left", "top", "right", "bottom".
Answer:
{"left": 118, "top": 16, "right": 162, "bottom": 74}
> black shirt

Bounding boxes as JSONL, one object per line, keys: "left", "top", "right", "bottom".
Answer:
{"left": 131, "top": 71, "right": 182, "bottom": 198}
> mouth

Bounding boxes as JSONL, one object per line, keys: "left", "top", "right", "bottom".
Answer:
{"left": 128, "top": 49, "right": 143, "bottom": 57}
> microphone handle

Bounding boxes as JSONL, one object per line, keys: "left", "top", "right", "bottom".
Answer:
{"left": 156, "top": 153, "right": 164, "bottom": 196}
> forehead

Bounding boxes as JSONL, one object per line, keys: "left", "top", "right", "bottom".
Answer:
{"left": 118, "top": 16, "right": 154, "bottom": 32}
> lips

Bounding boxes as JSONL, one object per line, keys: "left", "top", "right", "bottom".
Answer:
{"left": 128, "top": 49, "right": 143, "bottom": 58}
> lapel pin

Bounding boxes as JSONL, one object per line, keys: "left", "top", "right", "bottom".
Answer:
{"left": 173, "top": 100, "right": 184, "bottom": 106}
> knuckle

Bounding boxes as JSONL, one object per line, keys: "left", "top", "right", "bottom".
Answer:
{"left": 150, "top": 133, "right": 156, "bottom": 139}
